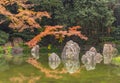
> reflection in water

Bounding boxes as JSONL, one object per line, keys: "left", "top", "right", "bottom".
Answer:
{"left": 64, "top": 60, "right": 80, "bottom": 74}
{"left": 49, "top": 61, "right": 61, "bottom": 70}
{"left": 26, "top": 57, "right": 67, "bottom": 79}
{"left": 111, "top": 66, "right": 120, "bottom": 76}
{"left": 10, "top": 73, "right": 41, "bottom": 83}
{"left": 48, "top": 53, "right": 61, "bottom": 69}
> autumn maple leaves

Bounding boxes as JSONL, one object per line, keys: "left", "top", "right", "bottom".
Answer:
{"left": 0, "top": 0, "right": 87, "bottom": 47}
{"left": 0, "top": 0, "right": 51, "bottom": 31}
{"left": 26, "top": 26, "right": 88, "bottom": 47}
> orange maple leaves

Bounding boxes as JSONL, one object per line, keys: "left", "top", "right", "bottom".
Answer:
{"left": 0, "top": 0, "right": 88, "bottom": 47}
{"left": 26, "top": 25, "right": 88, "bottom": 47}
{"left": 0, "top": 0, "right": 50, "bottom": 31}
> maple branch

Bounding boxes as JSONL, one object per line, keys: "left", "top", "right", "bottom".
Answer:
{"left": 26, "top": 26, "right": 88, "bottom": 48}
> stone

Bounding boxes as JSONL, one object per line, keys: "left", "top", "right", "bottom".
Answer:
{"left": 11, "top": 47, "right": 23, "bottom": 56}
{"left": 89, "top": 47, "right": 97, "bottom": 53}
{"left": 48, "top": 53, "right": 61, "bottom": 69}
{"left": 81, "top": 51, "right": 96, "bottom": 70}
{"left": 31, "top": 45, "right": 40, "bottom": 59}
{"left": 61, "top": 40, "right": 80, "bottom": 61}
{"left": 12, "top": 37, "right": 23, "bottom": 46}
{"left": 81, "top": 47, "right": 103, "bottom": 71}
{"left": 64, "top": 60, "right": 80, "bottom": 74}
{"left": 103, "top": 44, "right": 118, "bottom": 64}
{"left": 94, "top": 53, "right": 103, "bottom": 63}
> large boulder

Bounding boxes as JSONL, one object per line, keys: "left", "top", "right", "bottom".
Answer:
{"left": 61, "top": 40, "right": 80, "bottom": 61}
{"left": 103, "top": 43, "right": 118, "bottom": 64}
{"left": 81, "top": 47, "right": 103, "bottom": 70}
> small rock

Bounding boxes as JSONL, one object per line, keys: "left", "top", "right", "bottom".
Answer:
{"left": 31, "top": 45, "right": 40, "bottom": 59}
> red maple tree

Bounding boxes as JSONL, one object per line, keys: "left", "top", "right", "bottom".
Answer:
{"left": 0, "top": 0, "right": 88, "bottom": 48}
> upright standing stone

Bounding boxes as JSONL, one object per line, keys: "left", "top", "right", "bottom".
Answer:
{"left": 81, "top": 47, "right": 102, "bottom": 70}
{"left": 61, "top": 40, "right": 80, "bottom": 61}
{"left": 31, "top": 45, "right": 40, "bottom": 59}
{"left": 103, "top": 44, "right": 118, "bottom": 64}
{"left": 48, "top": 53, "right": 61, "bottom": 69}
{"left": 12, "top": 37, "right": 23, "bottom": 46}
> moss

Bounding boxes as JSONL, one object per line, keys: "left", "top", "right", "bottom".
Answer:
{"left": 112, "top": 56, "right": 120, "bottom": 66}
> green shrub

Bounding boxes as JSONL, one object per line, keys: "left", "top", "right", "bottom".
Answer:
{"left": 0, "top": 30, "right": 9, "bottom": 45}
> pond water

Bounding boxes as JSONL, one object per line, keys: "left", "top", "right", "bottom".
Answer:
{"left": 0, "top": 53, "right": 120, "bottom": 83}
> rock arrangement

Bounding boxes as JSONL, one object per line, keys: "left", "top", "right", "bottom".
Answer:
{"left": 81, "top": 47, "right": 102, "bottom": 70}
{"left": 48, "top": 53, "right": 61, "bottom": 69}
{"left": 47, "top": 41, "right": 118, "bottom": 72}
{"left": 103, "top": 44, "right": 118, "bottom": 64}
{"left": 31, "top": 45, "right": 40, "bottom": 59}
{"left": 3, "top": 39, "right": 115, "bottom": 73}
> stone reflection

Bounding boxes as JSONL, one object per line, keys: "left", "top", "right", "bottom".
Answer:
{"left": 48, "top": 53, "right": 61, "bottom": 69}
{"left": 26, "top": 57, "right": 67, "bottom": 79}
{"left": 64, "top": 60, "right": 80, "bottom": 74}
{"left": 103, "top": 44, "right": 118, "bottom": 64}
{"left": 31, "top": 45, "right": 40, "bottom": 59}
{"left": 81, "top": 47, "right": 103, "bottom": 70}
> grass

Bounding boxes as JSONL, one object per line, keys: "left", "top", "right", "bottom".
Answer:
{"left": 0, "top": 47, "right": 120, "bottom": 83}
{"left": 112, "top": 56, "right": 120, "bottom": 66}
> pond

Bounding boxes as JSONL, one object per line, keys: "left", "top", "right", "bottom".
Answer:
{"left": 0, "top": 53, "right": 120, "bottom": 83}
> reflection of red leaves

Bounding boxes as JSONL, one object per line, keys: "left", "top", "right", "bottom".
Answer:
{"left": 26, "top": 57, "right": 67, "bottom": 79}
{"left": 26, "top": 26, "right": 88, "bottom": 48}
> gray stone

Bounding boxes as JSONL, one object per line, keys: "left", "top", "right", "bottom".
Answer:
{"left": 95, "top": 53, "right": 103, "bottom": 63}
{"left": 81, "top": 47, "right": 103, "bottom": 71}
{"left": 61, "top": 40, "right": 80, "bottom": 61}
{"left": 48, "top": 53, "right": 61, "bottom": 69}
{"left": 31, "top": 45, "right": 40, "bottom": 59}
{"left": 103, "top": 44, "right": 118, "bottom": 64}
{"left": 12, "top": 47, "right": 23, "bottom": 56}
{"left": 12, "top": 37, "right": 23, "bottom": 46}
{"left": 81, "top": 51, "right": 96, "bottom": 70}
